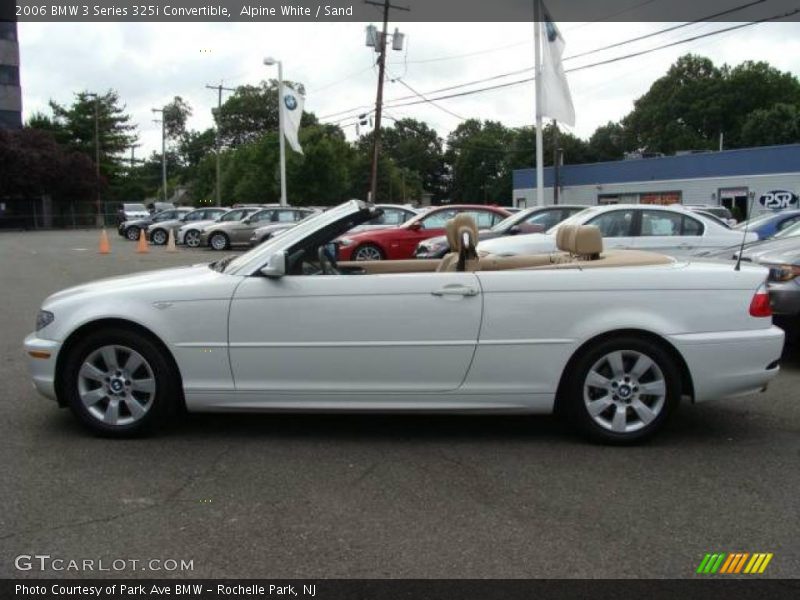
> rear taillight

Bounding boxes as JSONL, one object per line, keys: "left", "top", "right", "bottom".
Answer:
{"left": 749, "top": 284, "right": 772, "bottom": 318}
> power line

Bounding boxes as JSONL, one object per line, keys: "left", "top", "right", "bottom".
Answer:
{"left": 392, "top": 78, "right": 466, "bottom": 121}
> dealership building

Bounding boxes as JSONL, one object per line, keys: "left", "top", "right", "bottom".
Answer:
{"left": 0, "top": 18, "right": 21, "bottom": 129}
{"left": 512, "top": 144, "right": 800, "bottom": 219}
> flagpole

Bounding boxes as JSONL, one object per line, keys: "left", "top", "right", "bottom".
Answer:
{"left": 534, "top": 0, "right": 544, "bottom": 207}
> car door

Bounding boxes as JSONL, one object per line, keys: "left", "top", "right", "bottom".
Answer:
{"left": 228, "top": 271, "right": 483, "bottom": 394}
{"left": 584, "top": 209, "right": 637, "bottom": 249}
{"left": 232, "top": 210, "right": 274, "bottom": 244}
{"left": 634, "top": 210, "right": 703, "bottom": 254}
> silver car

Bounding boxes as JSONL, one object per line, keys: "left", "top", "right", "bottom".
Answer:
{"left": 147, "top": 207, "right": 229, "bottom": 246}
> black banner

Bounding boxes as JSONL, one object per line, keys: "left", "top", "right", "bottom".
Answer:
{"left": 10, "top": 0, "right": 800, "bottom": 23}
{"left": 4, "top": 580, "right": 800, "bottom": 600}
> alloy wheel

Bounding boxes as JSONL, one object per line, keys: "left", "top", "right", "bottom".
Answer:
{"left": 354, "top": 245, "right": 383, "bottom": 261}
{"left": 126, "top": 227, "right": 140, "bottom": 241}
{"left": 77, "top": 345, "right": 156, "bottom": 427}
{"left": 582, "top": 349, "right": 666, "bottom": 434}
{"left": 185, "top": 230, "right": 200, "bottom": 247}
{"left": 210, "top": 233, "right": 228, "bottom": 250}
{"left": 151, "top": 230, "right": 167, "bottom": 245}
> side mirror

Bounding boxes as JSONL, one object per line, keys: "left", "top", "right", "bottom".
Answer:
{"left": 242, "top": 218, "right": 252, "bottom": 225}
{"left": 260, "top": 252, "right": 286, "bottom": 278}
{"left": 408, "top": 221, "right": 422, "bottom": 231}
{"left": 508, "top": 225, "right": 521, "bottom": 235}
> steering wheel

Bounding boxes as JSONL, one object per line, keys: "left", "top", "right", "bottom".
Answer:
{"left": 317, "top": 245, "right": 340, "bottom": 275}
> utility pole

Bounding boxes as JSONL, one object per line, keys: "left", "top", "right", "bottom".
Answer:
{"left": 86, "top": 93, "right": 102, "bottom": 226}
{"left": 129, "top": 144, "right": 140, "bottom": 170}
{"left": 365, "top": 0, "right": 409, "bottom": 203}
{"left": 552, "top": 119, "right": 560, "bottom": 205}
{"left": 206, "top": 82, "right": 235, "bottom": 206}
{"left": 151, "top": 107, "right": 167, "bottom": 203}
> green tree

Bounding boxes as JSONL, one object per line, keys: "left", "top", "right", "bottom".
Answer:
{"left": 740, "top": 103, "right": 800, "bottom": 147}
{"left": 588, "top": 121, "right": 630, "bottom": 162}
{"left": 445, "top": 119, "right": 514, "bottom": 203}
{"left": 162, "top": 96, "right": 192, "bottom": 141}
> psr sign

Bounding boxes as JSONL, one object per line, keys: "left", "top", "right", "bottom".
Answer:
{"left": 758, "top": 190, "right": 799, "bottom": 210}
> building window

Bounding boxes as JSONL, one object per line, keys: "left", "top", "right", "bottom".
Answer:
{"left": 640, "top": 191, "right": 682, "bottom": 205}
{"left": 0, "top": 22, "right": 17, "bottom": 42}
{"left": 0, "top": 65, "right": 19, "bottom": 86}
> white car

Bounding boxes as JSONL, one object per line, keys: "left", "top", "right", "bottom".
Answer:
{"left": 176, "top": 207, "right": 259, "bottom": 248}
{"left": 478, "top": 204, "right": 757, "bottom": 257}
{"left": 24, "top": 200, "right": 783, "bottom": 443}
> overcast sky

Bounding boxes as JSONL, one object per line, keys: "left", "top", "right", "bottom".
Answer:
{"left": 16, "top": 19, "right": 800, "bottom": 159}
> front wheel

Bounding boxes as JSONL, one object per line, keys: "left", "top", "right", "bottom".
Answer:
{"left": 150, "top": 228, "right": 167, "bottom": 245}
{"left": 209, "top": 232, "right": 229, "bottom": 251}
{"left": 561, "top": 336, "right": 681, "bottom": 444}
{"left": 184, "top": 229, "right": 201, "bottom": 248}
{"left": 61, "top": 328, "right": 180, "bottom": 437}
{"left": 125, "top": 226, "right": 140, "bottom": 241}
{"left": 353, "top": 243, "right": 384, "bottom": 261}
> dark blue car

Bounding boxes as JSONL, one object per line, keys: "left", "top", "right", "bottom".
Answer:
{"left": 735, "top": 210, "right": 800, "bottom": 240}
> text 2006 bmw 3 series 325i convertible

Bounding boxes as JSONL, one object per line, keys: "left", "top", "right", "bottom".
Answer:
{"left": 25, "top": 200, "right": 784, "bottom": 443}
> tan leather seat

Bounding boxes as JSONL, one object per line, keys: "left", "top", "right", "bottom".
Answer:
{"left": 436, "top": 214, "right": 480, "bottom": 272}
{"left": 569, "top": 225, "right": 603, "bottom": 260}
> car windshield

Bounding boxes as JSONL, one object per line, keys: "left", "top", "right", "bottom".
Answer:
{"left": 545, "top": 207, "right": 597, "bottom": 234}
{"left": 491, "top": 210, "right": 532, "bottom": 232}
{"left": 124, "top": 203, "right": 147, "bottom": 212}
{"left": 773, "top": 221, "right": 800, "bottom": 239}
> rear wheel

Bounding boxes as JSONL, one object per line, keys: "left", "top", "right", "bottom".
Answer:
{"left": 184, "top": 229, "right": 201, "bottom": 248}
{"left": 353, "top": 243, "right": 384, "bottom": 261}
{"left": 209, "top": 232, "right": 229, "bottom": 251}
{"left": 125, "top": 226, "right": 140, "bottom": 241}
{"left": 150, "top": 228, "right": 167, "bottom": 245}
{"left": 562, "top": 336, "right": 680, "bottom": 444}
{"left": 61, "top": 328, "right": 179, "bottom": 437}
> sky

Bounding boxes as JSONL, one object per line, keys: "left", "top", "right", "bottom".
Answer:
{"left": 16, "top": 19, "right": 800, "bottom": 159}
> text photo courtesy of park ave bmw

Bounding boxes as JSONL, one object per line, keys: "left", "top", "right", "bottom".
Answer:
{"left": 2, "top": 0, "right": 800, "bottom": 597}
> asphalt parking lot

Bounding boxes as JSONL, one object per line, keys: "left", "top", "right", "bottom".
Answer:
{"left": 1, "top": 229, "right": 798, "bottom": 579}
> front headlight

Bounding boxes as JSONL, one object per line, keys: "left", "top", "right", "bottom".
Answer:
{"left": 765, "top": 264, "right": 800, "bottom": 282}
{"left": 339, "top": 238, "right": 355, "bottom": 247}
{"left": 36, "top": 310, "right": 54, "bottom": 331}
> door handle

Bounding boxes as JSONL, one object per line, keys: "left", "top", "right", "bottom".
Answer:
{"left": 431, "top": 285, "right": 479, "bottom": 297}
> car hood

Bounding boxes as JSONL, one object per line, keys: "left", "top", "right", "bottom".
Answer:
{"left": 147, "top": 219, "right": 184, "bottom": 230}
{"left": 339, "top": 225, "right": 412, "bottom": 242}
{"left": 478, "top": 232, "right": 555, "bottom": 255}
{"left": 43, "top": 264, "right": 230, "bottom": 308}
{"left": 741, "top": 237, "right": 800, "bottom": 264}
{"left": 254, "top": 223, "right": 294, "bottom": 235}
{"left": 179, "top": 219, "right": 217, "bottom": 231}
{"left": 121, "top": 218, "right": 153, "bottom": 227}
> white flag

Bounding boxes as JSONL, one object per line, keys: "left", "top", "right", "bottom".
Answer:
{"left": 538, "top": 5, "right": 575, "bottom": 126}
{"left": 281, "top": 85, "right": 304, "bottom": 154}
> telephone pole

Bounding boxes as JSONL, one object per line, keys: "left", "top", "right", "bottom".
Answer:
{"left": 365, "top": 0, "right": 409, "bottom": 203}
{"left": 151, "top": 107, "right": 167, "bottom": 203}
{"left": 206, "top": 82, "right": 235, "bottom": 206}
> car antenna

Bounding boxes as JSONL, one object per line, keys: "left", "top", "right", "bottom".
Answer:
{"left": 734, "top": 193, "right": 756, "bottom": 272}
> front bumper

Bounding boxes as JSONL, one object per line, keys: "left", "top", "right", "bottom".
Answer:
{"left": 23, "top": 333, "right": 62, "bottom": 402}
{"left": 767, "top": 280, "right": 800, "bottom": 316}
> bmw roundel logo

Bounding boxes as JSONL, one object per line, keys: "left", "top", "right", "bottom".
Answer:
{"left": 284, "top": 94, "right": 298, "bottom": 111}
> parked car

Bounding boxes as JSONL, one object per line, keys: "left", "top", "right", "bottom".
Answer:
{"left": 478, "top": 204, "right": 757, "bottom": 257}
{"left": 118, "top": 207, "right": 192, "bottom": 242}
{"left": 337, "top": 204, "right": 511, "bottom": 261}
{"left": 684, "top": 205, "right": 737, "bottom": 226}
{"left": 148, "top": 201, "right": 175, "bottom": 214}
{"left": 249, "top": 208, "right": 322, "bottom": 246}
{"left": 200, "top": 206, "right": 307, "bottom": 250}
{"left": 147, "top": 207, "right": 228, "bottom": 246}
{"left": 415, "top": 205, "right": 586, "bottom": 259}
{"left": 117, "top": 203, "right": 150, "bottom": 225}
{"left": 25, "top": 200, "right": 783, "bottom": 443}
{"left": 346, "top": 204, "right": 420, "bottom": 233}
{"left": 732, "top": 209, "right": 800, "bottom": 240}
{"left": 178, "top": 207, "right": 256, "bottom": 248}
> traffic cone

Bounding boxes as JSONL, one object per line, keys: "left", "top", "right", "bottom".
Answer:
{"left": 136, "top": 229, "right": 149, "bottom": 253}
{"left": 98, "top": 229, "right": 111, "bottom": 254}
{"left": 166, "top": 228, "right": 177, "bottom": 252}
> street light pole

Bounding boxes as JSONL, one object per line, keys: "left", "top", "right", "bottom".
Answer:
{"left": 151, "top": 107, "right": 167, "bottom": 203}
{"left": 264, "top": 57, "right": 287, "bottom": 207}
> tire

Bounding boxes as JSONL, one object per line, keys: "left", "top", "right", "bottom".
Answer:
{"left": 125, "top": 226, "right": 140, "bottom": 241}
{"left": 184, "top": 229, "right": 201, "bottom": 248}
{"left": 150, "top": 228, "right": 167, "bottom": 245}
{"left": 561, "top": 336, "right": 681, "bottom": 444}
{"left": 209, "top": 232, "right": 229, "bottom": 251}
{"left": 61, "top": 328, "right": 180, "bottom": 438}
{"left": 353, "top": 243, "right": 384, "bottom": 261}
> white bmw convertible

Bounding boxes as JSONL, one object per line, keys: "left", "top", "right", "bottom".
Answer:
{"left": 25, "top": 201, "right": 784, "bottom": 443}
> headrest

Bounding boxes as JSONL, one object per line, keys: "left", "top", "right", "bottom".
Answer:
{"left": 556, "top": 224, "right": 576, "bottom": 252}
{"left": 571, "top": 225, "right": 603, "bottom": 257}
{"left": 449, "top": 214, "right": 479, "bottom": 254}
{"left": 445, "top": 219, "right": 458, "bottom": 251}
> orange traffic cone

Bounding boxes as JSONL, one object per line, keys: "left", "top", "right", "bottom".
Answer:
{"left": 136, "top": 229, "right": 149, "bottom": 253}
{"left": 98, "top": 229, "right": 111, "bottom": 254}
{"left": 166, "top": 228, "right": 177, "bottom": 252}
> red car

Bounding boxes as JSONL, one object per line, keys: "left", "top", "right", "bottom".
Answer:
{"left": 337, "top": 204, "right": 512, "bottom": 261}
